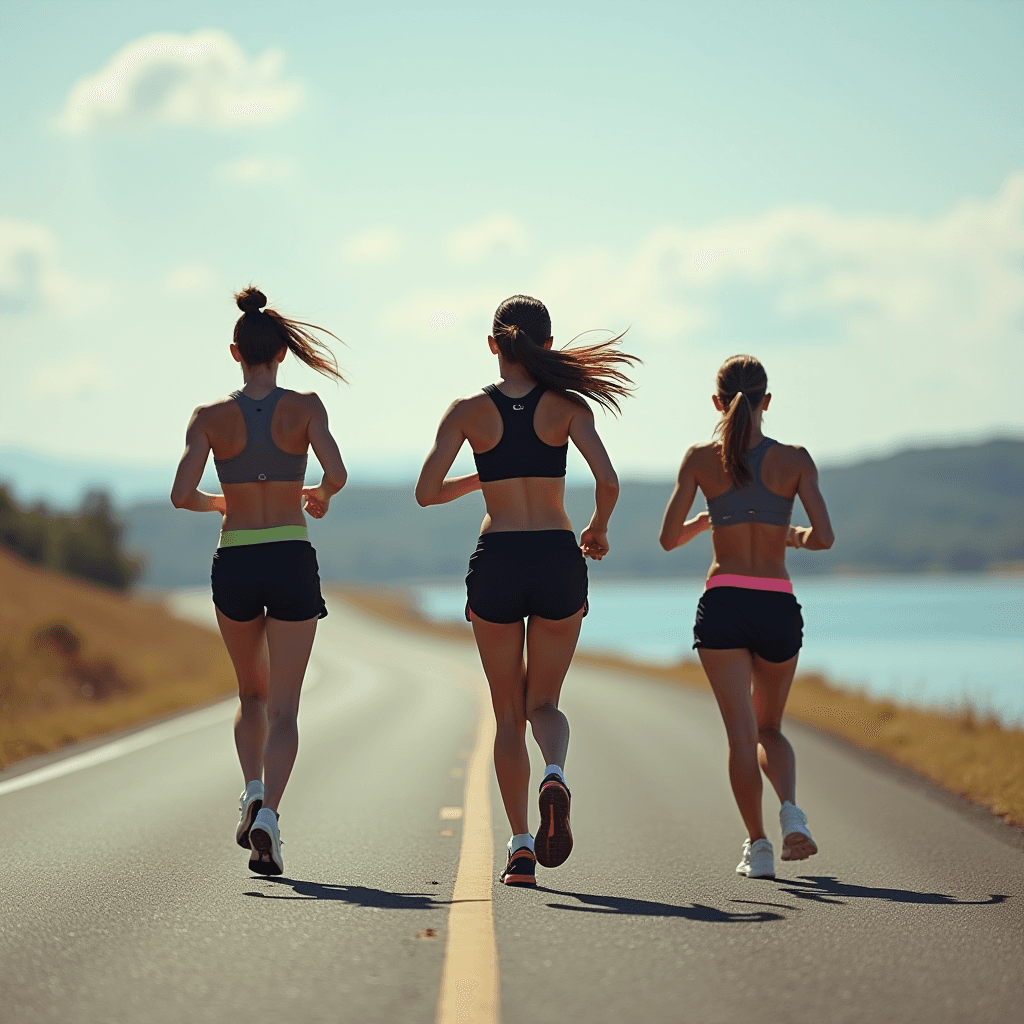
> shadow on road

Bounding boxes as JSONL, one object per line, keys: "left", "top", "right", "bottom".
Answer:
{"left": 778, "top": 875, "right": 1010, "bottom": 906}
{"left": 536, "top": 888, "right": 785, "bottom": 922}
{"left": 243, "top": 877, "right": 448, "bottom": 909}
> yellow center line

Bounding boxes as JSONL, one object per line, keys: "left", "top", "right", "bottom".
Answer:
{"left": 436, "top": 700, "right": 500, "bottom": 1024}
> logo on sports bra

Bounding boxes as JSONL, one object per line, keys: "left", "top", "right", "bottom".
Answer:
{"left": 512, "top": 404, "right": 524, "bottom": 411}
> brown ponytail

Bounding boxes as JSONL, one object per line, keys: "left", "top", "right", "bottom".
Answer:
{"left": 713, "top": 354, "right": 767, "bottom": 486}
{"left": 491, "top": 294, "right": 639, "bottom": 414}
{"left": 232, "top": 286, "right": 346, "bottom": 383}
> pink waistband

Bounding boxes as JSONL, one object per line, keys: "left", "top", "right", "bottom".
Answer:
{"left": 705, "top": 574, "right": 793, "bottom": 594}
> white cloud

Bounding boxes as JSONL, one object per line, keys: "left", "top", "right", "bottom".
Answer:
{"left": 449, "top": 214, "right": 527, "bottom": 262}
{"left": 341, "top": 228, "right": 403, "bottom": 264}
{"left": 216, "top": 156, "right": 296, "bottom": 182}
{"left": 27, "top": 356, "right": 113, "bottom": 400}
{"left": 0, "top": 218, "right": 105, "bottom": 315}
{"left": 163, "top": 263, "right": 217, "bottom": 294}
{"left": 56, "top": 30, "right": 303, "bottom": 133}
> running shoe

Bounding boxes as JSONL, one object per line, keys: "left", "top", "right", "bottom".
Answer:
{"left": 249, "top": 807, "right": 284, "bottom": 875}
{"left": 736, "top": 837, "right": 775, "bottom": 879}
{"left": 780, "top": 801, "right": 818, "bottom": 861}
{"left": 235, "top": 779, "right": 264, "bottom": 849}
{"left": 535, "top": 774, "right": 573, "bottom": 868}
{"left": 500, "top": 847, "right": 537, "bottom": 887}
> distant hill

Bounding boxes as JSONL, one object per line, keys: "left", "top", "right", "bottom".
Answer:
{"left": 118, "top": 439, "right": 1024, "bottom": 586}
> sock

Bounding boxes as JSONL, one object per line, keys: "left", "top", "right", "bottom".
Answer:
{"left": 543, "top": 764, "right": 566, "bottom": 786}
{"left": 508, "top": 833, "right": 534, "bottom": 855}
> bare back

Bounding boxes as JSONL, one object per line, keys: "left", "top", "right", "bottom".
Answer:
{"left": 662, "top": 439, "right": 833, "bottom": 579}
{"left": 184, "top": 391, "right": 324, "bottom": 531}
{"left": 461, "top": 388, "right": 577, "bottom": 532}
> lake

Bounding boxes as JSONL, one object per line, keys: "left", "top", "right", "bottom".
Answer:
{"left": 414, "top": 575, "right": 1024, "bottom": 726}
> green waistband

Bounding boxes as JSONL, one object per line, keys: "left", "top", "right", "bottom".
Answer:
{"left": 218, "top": 525, "right": 309, "bottom": 548}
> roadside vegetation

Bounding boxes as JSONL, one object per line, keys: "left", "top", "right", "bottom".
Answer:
{"left": 0, "top": 548, "right": 233, "bottom": 770}
{"left": 332, "top": 585, "right": 1024, "bottom": 828}
{"left": 0, "top": 486, "right": 142, "bottom": 591}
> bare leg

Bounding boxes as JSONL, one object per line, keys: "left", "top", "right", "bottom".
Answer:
{"left": 697, "top": 647, "right": 766, "bottom": 842}
{"left": 216, "top": 609, "right": 270, "bottom": 783}
{"left": 752, "top": 654, "right": 799, "bottom": 806}
{"left": 261, "top": 616, "right": 319, "bottom": 813}
{"left": 471, "top": 615, "right": 530, "bottom": 836}
{"left": 525, "top": 608, "right": 585, "bottom": 769}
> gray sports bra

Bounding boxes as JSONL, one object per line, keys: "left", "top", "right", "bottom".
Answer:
{"left": 214, "top": 388, "right": 307, "bottom": 484}
{"left": 706, "top": 437, "right": 794, "bottom": 527}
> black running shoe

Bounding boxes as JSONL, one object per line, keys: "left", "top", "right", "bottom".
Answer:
{"left": 535, "top": 773, "right": 573, "bottom": 868}
{"left": 500, "top": 847, "right": 537, "bottom": 887}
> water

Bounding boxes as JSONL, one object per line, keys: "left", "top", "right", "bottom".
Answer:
{"left": 414, "top": 576, "right": 1024, "bottom": 726}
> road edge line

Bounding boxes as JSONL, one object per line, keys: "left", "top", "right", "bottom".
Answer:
{"left": 436, "top": 701, "right": 500, "bottom": 1024}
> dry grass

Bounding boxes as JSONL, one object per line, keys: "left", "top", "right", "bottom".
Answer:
{"left": 0, "top": 549, "right": 234, "bottom": 770}
{"left": 332, "top": 584, "right": 1024, "bottom": 828}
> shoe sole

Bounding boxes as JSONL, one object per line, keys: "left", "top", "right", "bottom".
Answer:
{"left": 500, "top": 873, "right": 537, "bottom": 887}
{"left": 235, "top": 798, "right": 263, "bottom": 848}
{"left": 249, "top": 826, "right": 283, "bottom": 875}
{"left": 781, "top": 832, "right": 818, "bottom": 861}
{"left": 536, "top": 782, "right": 572, "bottom": 868}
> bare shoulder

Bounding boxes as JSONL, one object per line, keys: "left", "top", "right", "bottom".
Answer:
{"left": 682, "top": 441, "right": 719, "bottom": 469}
{"left": 190, "top": 395, "right": 237, "bottom": 422}
{"left": 773, "top": 442, "right": 817, "bottom": 471}
{"left": 282, "top": 389, "right": 327, "bottom": 416}
{"left": 447, "top": 390, "right": 493, "bottom": 420}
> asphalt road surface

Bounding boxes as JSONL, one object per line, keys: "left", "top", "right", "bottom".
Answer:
{"left": 2, "top": 592, "right": 1021, "bottom": 1024}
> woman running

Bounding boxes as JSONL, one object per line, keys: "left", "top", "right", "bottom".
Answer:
{"left": 170, "top": 286, "right": 347, "bottom": 876}
{"left": 659, "top": 354, "right": 834, "bottom": 880}
{"left": 416, "top": 295, "right": 638, "bottom": 887}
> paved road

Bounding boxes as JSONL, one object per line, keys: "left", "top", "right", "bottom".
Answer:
{"left": 2, "top": 593, "right": 1020, "bottom": 1023}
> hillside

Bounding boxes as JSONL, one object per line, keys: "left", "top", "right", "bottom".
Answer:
{"left": 118, "top": 438, "right": 1024, "bottom": 586}
{"left": 0, "top": 548, "right": 234, "bottom": 769}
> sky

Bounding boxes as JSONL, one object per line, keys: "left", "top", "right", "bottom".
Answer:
{"left": 1, "top": 0, "right": 1023, "bottom": 497}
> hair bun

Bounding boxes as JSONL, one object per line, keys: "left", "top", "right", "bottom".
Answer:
{"left": 235, "top": 286, "right": 267, "bottom": 315}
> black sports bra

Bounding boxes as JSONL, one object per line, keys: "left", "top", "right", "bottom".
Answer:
{"left": 473, "top": 384, "right": 568, "bottom": 483}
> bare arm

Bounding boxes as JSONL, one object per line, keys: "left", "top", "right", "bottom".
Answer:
{"left": 415, "top": 401, "right": 482, "bottom": 507}
{"left": 659, "top": 445, "right": 709, "bottom": 551}
{"left": 170, "top": 408, "right": 226, "bottom": 513}
{"left": 787, "top": 448, "right": 835, "bottom": 551}
{"left": 302, "top": 395, "right": 348, "bottom": 519}
{"left": 568, "top": 407, "right": 619, "bottom": 560}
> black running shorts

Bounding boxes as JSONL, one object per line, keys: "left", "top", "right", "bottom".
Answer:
{"left": 211, "top": 540, "right": 328, "bottom": 623}
{"left": 693, "top": 586, "right": 803, "bottom": 663}
{"left": 465, "top": 530, "right": 588, "bottom": 624}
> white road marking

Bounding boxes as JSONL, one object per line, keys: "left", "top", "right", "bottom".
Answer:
{"left": 0, "top": 658, "right": 322, "bottom": 798}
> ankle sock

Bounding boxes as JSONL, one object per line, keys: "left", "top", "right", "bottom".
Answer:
{"left": 543, "top": 764, "right": 566, "bottom": 786}
{"left": 508, "top": 833, "right": 534, "bottom": 855}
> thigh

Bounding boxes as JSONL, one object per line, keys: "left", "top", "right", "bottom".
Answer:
{"left": 751, "top": 653, "right": 799, "bottom": 730}
{"left": 697, "top": 647, "right": 758, "bottom": 743}
{"left": 216, "top": 608, "right": 269, "bottom": 699}
{"left": 524, "top": 608, "right": 584, "bottom": 712}
{"left": 472, "top": 616, "right": 527, "bottom": 722}
{"left": 263, "top": 616, "right": 319, "bottom": 712}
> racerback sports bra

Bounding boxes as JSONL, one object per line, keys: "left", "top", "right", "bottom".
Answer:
{"left": 214, "top": 388, "right": 307, "bottom": 484}
{"left": 473, "top": 384, "right": 568, "bottom": 483}
{"left": 706, "top": 437, "right": 794, "bottom": 527}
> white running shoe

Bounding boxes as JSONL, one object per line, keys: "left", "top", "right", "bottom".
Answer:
{"left": 736, "top": 837, "right": 775, "bottom": 879}
{"left": 235, "top": 780, "right": 264, "bottom": 849}
{"left": 249, "top": 807, "right": 284, "bottom": 875}
{"left": 780, "top": 801, "right": 818, "bottom": 861}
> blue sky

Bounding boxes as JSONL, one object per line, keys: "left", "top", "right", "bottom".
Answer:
{"left": 2, "top": 0, "right": 1022, "bottom": 497}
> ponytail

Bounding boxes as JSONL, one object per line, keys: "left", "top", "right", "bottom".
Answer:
{"left": 713, "top": 355, "right": 767, "bottom": 486}
{"left": 492, "top": 294, "right": 639, "bottom": 414}
{"left": 233, "top": 286, "right": 346, "bottom": 383}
